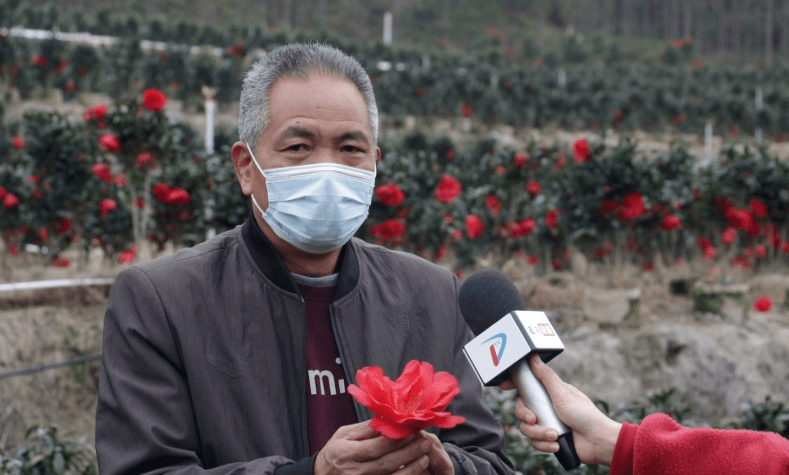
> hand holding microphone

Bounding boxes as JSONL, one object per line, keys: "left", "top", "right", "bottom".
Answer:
{"left": 458, "top": 269, "right": 581, "bottom": 470}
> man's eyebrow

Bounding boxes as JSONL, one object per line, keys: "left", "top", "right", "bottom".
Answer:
{"left": 338, "top": 131, "right": 372, "bottom": 147}
{"left": 279, "top": 126, "right": 317, "bottom": 140}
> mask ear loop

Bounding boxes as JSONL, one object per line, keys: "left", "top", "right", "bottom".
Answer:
{"left": 246, "top": 143, "right": 268, "bottom": 217}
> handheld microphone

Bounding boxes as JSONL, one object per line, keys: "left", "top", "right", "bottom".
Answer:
{"left": 458, "top": 269, "right": 580, "bottom": 471}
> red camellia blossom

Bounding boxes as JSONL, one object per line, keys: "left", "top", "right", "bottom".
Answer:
{"left": 461, "top": 104, "right": 472, "bottom": 117}
{"left": 552, "top": 259, "right": 562, "bottom": 270}
{"left": 135, "top": 198, "right": 145, "bottom": 209}
{"left": 434, "top": 175, "right": 462, "bottom": 204}
{"left": 618, "top": 193, "right": 645, "bottom": 221}
{"left": 12, "top": 136, "right": 24, "bottom": 149}
{"left": 84, "top": 104, "right": 107, "bottom": 122}
{"left": 91, "top": 163, "right": 114, "bottom": 183}
{"left": 115, "top": 174, "right": 128, "bottom": 187}
{"left": 722, "top": 227, "right": 737, "bottom": 244}
{"left": 572, "top": 138, "right": 590, "bottom": 163}
{"left": 371, "top": 219, "right": 406, "bottom": 241}
{"left": 347, "top": 360, "right": 465, "bottom": 440}
{"left": 142, "top": 88, "right": 167, "bottom": 111}
{"left": 118, "top": 245, "right": 137, "bottom": 264}
{"left": 749, "top": 199, "right": 768, "bottom": 218}
{"left": 374, "top": 183, "right": 406, "bottom": 207}
{"left": 755, "top": 244, "right": 767, "bottom": 258}
{"left": 753, "top": 296, "right": 772, "bottom": 312}
{"left": 166, "top": 188, "right": 191, "bottom": 205}
{"left": 485, "top": 196, "right": 502, "bottom": 217}
{"left": 54, "top": 218, "right": 71, "bottom": 234}
{"left": 642, "top": 261, "right": 655, "bottom": 272}
{"left": 99, "top": 134, "right": 121, "bottom": 152}
{"left": 704, "top": 246, "right": 717, "bottom": 261}
{"left": 50, "top": 257, "right": 70, "bottom": 268}
{"left": 445, "top": 149, "right": 455, "bottom": 160}
{"left": 153, "top": 183, "right": 171, "bottom": 202}
{"left": 3, "top": 193, "right": 20, "bottom": 209}
{"left": 136, "top": 152, "right": 157, "bottom": 170}
{"left": 526, "top": 180, "right": 541, "bottom": 196}
{"left": 99, "top": 198, "right": 117, "bottom": 218}
{"left": 660, "top": 215, "right": 681, "bottom": 231}
{"left": 27, "top": 175, "right": 40, "bottom": 184}
{"left": 31, "top": 54, "right": 47, "bottom": 66}
{"left": 527, "top": 255, "right": 538, "bottom": 265}
{"left": 495, "top": 165, "right": 505, "bottom": 176}
{"left": 599, "top": 199, "right": 618, "bottom": 215}
{"left": 514, "top": 152, "right": 527, "bottom": 168}
{"left": 545, "top": 209, "right": 559, "bottom": 230}
{"left": 465, "top": 214, "right": 484, "bottom": 239}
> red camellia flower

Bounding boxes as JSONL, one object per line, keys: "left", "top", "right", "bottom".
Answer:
{"left": 153, "top": 183, "right": 171, "bottom": 202}
{"left": 115, "top": 174, "right": 128, "bottom": 187}
{"left": 465, "top": 214, "right": 484, "bottom": 239}
{"left": 704, "top": 246, "right": 717, "bottom": 261}
{"left": 91, "top": 163, "right": 114, "bottom": 183}
{"left": 374, "top": 183, "right": 406, "bottom": 207}
{"left": 347, "top": 360, "right": 465, "bottom": 440}
{"left": 753, "top": 296, "right": 772, "bottom": 312}
{"left": 599, "top": 199, "right": 618, "bottom": 215}
{"left": 84, "top": 104, "right": 107, "bottom": 122}
{"left": 526, "top": 180, "right": 541, "bottom": 196}
{"left": 749, "top": 199, "right": 768, "bottom": 218}
{"left": 552, "top": 259, "right": 562, "bottom": 270}
{"left": 12, "top": 136, "right": 24, "bottom": 149}
{"left": 527, "top": 254, "right": 538, "bottom": 265}
{"left": 142, "top": 88, "right": 167, "bottom": 111}
{"left": 31, "top": 54, "right": 47, "bottom": 66}
{"left": 618, "top": 193, "right": 645, "bottom": 221}
{"left": 54, "top": 218, "right": 71, "bottom": 234}
{"left": 434, "top": 175, "right": 462, "bottom": 204}
{"left": 660, "top": 215, "right": 681, "bottom": 231}
{"left": 485, "top": 196, "right": 502, "bottom": 217}
{"left": 722, "top": 227, "right": 737, "bottom": 244}
{"left": 3, "top": 193, "right": 20, "bottom": 209}
{"left": 514, "top": 152, "right": 527, "bottom": 168}
{"left": 445, "top": 149, "right": 455, "bottom": 160}
{"left": 545, "top": 209, "right": 559, "bottom": 230}
{"left": 99, "top": 198, "right": 117, "bottom": 218}
{"left": 135, "top": 198, "right": 145, "bottom": 209}
{"left": 50, "top": 257, "right": 71, "bottom": 268}
{"left": 461, "top": 104, "right": 472, "bottom": 117}
{"left": 136, "top": 152, "right": 157, "bottom": 170}
{"left": 755, "top": 244, "right": 767, "bottom": 258}
{"left": 495, "top": 165, "right": 506, "bottom": 176}
{"left": 99, "top": 134, "right": 121, "bottom": 152}
{"left": 371, "top": 219, "right": 406, "bottom": 241}
{"left": 166, "top": 188, "right": 191, "bottom": 205}
{"left": 573, "top": 138, "right": 590, "bottom": 163}
{"left": 118, "top": 245, "right": 137, "bottom": 264}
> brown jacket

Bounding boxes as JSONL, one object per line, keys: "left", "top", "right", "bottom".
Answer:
{"left": 96, "top": 217, "right": 515, "bottom": 475}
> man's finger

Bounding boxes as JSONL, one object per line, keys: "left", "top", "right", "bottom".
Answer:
{"left": 514, "top": 397, "right": 537, "bottom": 424}
{"left": 531, "top": 440, "right": 560, "bottom": 454}
{"left": 518, "top": 422, "right": 559, "bottom": 442}
{"left": 353, "top": 432, "right": 420, "bottom": 462}
{"left": 345, "top": 421, "right": 383, "bottom": 441}
{"left": 529, "top": 353, "right": 565, "bottom": 396}
{"left": 499, "top": 380, "right": 515, "bottom": 391}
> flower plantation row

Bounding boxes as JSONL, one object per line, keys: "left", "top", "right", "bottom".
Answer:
{"left": 3, "top": 91, "right": 789, "bottom": 273}
{"left": 3, "top": 25, "right": 789, "bottom": 140}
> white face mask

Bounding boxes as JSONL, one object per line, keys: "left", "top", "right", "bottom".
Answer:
{"left": 247, "top": 143, "right": 376, "bottom": 254}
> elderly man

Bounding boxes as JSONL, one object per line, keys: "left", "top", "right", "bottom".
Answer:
{"left": 96, "top": 43, "right": 514, "bottom": 475}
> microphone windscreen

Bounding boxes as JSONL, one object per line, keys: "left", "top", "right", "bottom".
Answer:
{"left": 458, "top": 269, "right": 526, "bottom": 336}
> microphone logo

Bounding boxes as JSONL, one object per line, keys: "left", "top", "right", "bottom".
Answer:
{"left": 482, "top": 333, "right": 507, "bottom": 367}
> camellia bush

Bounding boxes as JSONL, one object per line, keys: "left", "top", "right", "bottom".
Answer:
{"left": 3, "top": 92, "right": 789, "bottom": 278}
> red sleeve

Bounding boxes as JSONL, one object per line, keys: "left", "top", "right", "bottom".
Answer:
{"left": 610, "top": 413, "right": 789, "bottom": 475}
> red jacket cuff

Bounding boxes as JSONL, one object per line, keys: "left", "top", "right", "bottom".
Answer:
{"left": 610, "top": 422, "right": 638, "bottom": 475}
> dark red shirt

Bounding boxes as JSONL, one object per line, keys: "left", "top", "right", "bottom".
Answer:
{"left": 298, "top": 282, "right": 358, "bottom": 453}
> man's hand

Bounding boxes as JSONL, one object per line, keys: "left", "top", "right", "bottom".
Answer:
{"left": 315, "top": 422, "right": 432, "bottom": 475}
{"left": 416, "top": 431, "right": 454, "bottom": 475}
{"left": 499, "top": 353, "right": 622, "bottom": 466}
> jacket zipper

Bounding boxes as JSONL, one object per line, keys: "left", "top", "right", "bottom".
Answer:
{"left": 300, "top": 295, "right": 310, "bottom": 458}
{"left": 329, "top": 305, "right": 364, "bottom": 422}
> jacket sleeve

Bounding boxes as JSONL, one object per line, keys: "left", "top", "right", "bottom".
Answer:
{"left": 433, "top": 276, "right": 516, "bottom": 475}
{"left": 610, "top": 413, "right": 789, "bottom": 475}
{"left": 96, "top": 267, "right": 304, "bottom": 475}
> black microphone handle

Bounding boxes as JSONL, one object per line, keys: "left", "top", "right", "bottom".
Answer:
{"left": 510, "top": 358, "right": 581, "bottom": 471}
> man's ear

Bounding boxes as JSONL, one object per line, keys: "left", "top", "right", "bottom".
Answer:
{"left": 231, "top": 141, "right": 253, "bottom": 196}
{"left": 375, "top": 147, "right": 381, "bottom": 168}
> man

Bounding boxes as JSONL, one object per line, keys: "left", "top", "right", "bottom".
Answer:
{"left": 96, "top": 43, "right": 515, "bottom": 475}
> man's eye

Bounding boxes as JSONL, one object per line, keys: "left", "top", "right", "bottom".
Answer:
{"left": 286, "top": 144, "right": 306, "bottom": 152}
{"left": 342, "top": 145, "right": 363, "bottom": 153}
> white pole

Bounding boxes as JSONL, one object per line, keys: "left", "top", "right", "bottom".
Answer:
{"left": 383, "top": 12, "right": 393, "bottom": 45}
{"left": 755, "top": 88, "right": 763, "bottom": 144}
{"left": 705, "top": 121, "right": 713, "bottom": 162}
{"left": 205, "top": 98, "right": 215, "bottom": 154}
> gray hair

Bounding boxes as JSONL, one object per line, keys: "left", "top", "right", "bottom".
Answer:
{"left": 238, "top": 43, "right": 379, "bottom": 146}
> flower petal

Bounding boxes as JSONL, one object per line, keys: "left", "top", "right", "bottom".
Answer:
{"left": 370, "top": 416, "right": 414, "bottom": 440}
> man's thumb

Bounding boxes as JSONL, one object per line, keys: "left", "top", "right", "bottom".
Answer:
{"left": 529, "top": 353, "right": 564, "bottom": 397}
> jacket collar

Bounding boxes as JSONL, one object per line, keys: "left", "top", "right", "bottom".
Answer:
{"left": 241, "top": 205, "right": 359, "bottom": 301}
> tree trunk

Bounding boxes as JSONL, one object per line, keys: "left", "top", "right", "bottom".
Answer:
{"left": 766, "top": 0, "right": 774, "bottom": 64}
{"left": 684, "top": 0, "right": 693, "bottom": 39}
